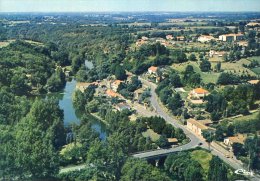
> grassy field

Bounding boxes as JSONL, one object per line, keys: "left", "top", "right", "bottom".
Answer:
{"left": 0, "top": 39, "right": 43, "bottom": 48}
{"left": 172, "top": 61, "right": 220, "bottom": 84}
{"left": 247, "top": 56, "right": 260, "bottom": 63}
{"left": 142, "top": 129, "right": 160, "bottom": 142}
{"left": 232, "top": 111, "right": 259, "bottom": 122}
{"left": 191, "top": 149, "right": 212, "bottom": 173}
{"left": 251, "top": 67, "right": 260, "bottom": 75}
{"left": 171, "top": 58, "right": 257, "bottom": 84}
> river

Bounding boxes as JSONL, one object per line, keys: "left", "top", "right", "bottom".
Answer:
{"left": 48, "top": 60, "right": 107, "bottom": 140}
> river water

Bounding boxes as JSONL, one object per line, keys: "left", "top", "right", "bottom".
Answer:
{"left": 48, "top": 60, "right": 107, "bottom": 140}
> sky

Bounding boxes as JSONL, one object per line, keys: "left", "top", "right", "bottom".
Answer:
{"left": 0, "top": 0, "right": 260, "bottom": 12}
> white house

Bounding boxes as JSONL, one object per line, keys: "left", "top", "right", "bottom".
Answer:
{"left": 198, "top": 35, "right": 215, "bottom": 43}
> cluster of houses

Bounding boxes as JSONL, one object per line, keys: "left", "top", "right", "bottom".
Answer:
{"left": 75, "top": 74, "right": 150, "bottom": 112}
{"left": 187, "top": 118, "right": 248, "bottom": 153}
{"left": 197, "top": 33, "right": 245, "bottom": 43}
{"left": 136, "top": 32, "right": 248, "bottom": 49}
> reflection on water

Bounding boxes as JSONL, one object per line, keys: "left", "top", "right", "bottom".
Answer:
{"left": 47, "top": 79, "right": 107, "bottom": 140}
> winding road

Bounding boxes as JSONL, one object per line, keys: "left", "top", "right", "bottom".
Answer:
{"left": 60, "top": 77, "right": 260, "bottom": 180}
{"left": 136, "top": 77, "right": 260, "bottom": 181}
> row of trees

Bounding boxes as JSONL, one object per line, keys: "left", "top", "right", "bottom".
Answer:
{"left": 205, "top": 83, "right": 260, "bottom": 121}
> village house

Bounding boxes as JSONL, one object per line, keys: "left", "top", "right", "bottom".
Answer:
{"left": 111, "top": 80, "right": 123, "bottom": 92}
{"left": 236, "top": 41, "right": 248, "bottom": 47}
{"left": 209, "top": 50, "right": 226, "bottom": 58}
{"left": 148, "top": 66, "right": 158, "bottom": 75}
{"left": 76, "top": 82, "right": 90, "bottom": 92}
{"left": 187, "top": 119, "right": 208, "bottom": 137}
{"left": 176, "top": 36, "right": 185, "bottom": 41}
{"left": 224, "top": 134, "right": 247, "bottom": 148}
{"left": 248, "top": 79, "right": 260, "bottom": 85}
{"left": 141, "top": 36, "right": 149, "bottom": 41}
{"left": 198, "top": 35, "right": 215, "bottom": 43}
{"left": 106, "top": 89, "right": 120, "bottom": 98}
{"left": 190, "top": 88, "right": 209, "bottom": 99}
{"left": 136, "top": 39, "right": 146, "bottom": 46}
{"left": 219, "top": 33, "right": 244, "bottom": 42}
{"left": 115, "top": 103, "right": 131, "bottom": 111}
{"left": 167, "top": 138, "right": 178, "bottom": 145}
{"left": 166, "top": 34, "right": 174, "bottom": 40}
{"left": 246, "top": 22, "right": 260, "bottom": 27}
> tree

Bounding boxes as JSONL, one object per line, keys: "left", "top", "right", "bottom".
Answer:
{"left": 46, "top": 68, "right": 66, "bottom": 92}
{"left": 10, "top": 73, "right": 30, "bottom": 96}
{"left": 208, "top": 156, "right": 228, "bottom": 181}
{"left": 202, "top": 130, "right": 214, "bottom": 150}
{"left": 14, "top": 111, "right": 60, "bottom": 179}
{"left": 215, "top": 126, "right": 224, "bottom": 141}
{"left": 215, "top": 62, "right": 221, "bottom": 72}
{"left": 115, "top": 66, "right": 127, "bottom": 80}
{"left": 232, "top": 143, "right": 246, "bottom": 157}
{"left": 189, "top": 53, "right": 197, "bottom": 61}
{"left": 167, "top": 93, "right": 183, "bottom": 115}
{"left": 156, "top": 135, "right": 169, "bottom": 148}
{"left": 199, "top": 59, "right": 211, "bottom": 72}
{"left": 184, "top": 161, "right": 203, "bottom": 181}
{"left": 169, "top": 73, "right": 182, "bottom": 87}
{"left": 217, "top": 73, "right": 240, "bottom": 85}
{"left": 121, "top": 158, "right": 171, "bottom": 181}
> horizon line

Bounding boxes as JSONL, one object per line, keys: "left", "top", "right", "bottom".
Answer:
{"left": 1, "top": 11, "right": 260, "bottom": 14}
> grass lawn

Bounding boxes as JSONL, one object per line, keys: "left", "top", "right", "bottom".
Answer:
{"left": 247, "top": 56, "right": 260, "bottom": 63}
{"left": 172, "top": 61, "right": 220, "bottom": 84}
{"left": 232, "top": 111, "right": 259, "bottom": 122}
{"left": 142, "top": 129, "right": 160, "bottom": 142}
{"left": 191, "top": 149, "right": 212, "bottom": 173}
{"left": 251, "top": 67, "right": 260, "bottom": 75}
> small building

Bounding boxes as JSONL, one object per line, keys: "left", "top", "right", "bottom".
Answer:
{"left": 246, "top": 22, "right": 260, "bottom": 27}
{"left": 166, "top": 34, "right": 174, "bottom": 40}
{"left": 224, "top": 134, "right": 247, "bottom": 147}
{"left": 136, "top": 39, "right": 146, "bottom": 46}
{"left": 187, "top": 119, "right": 208, "bottom": 136}
{"left": 106, "top": 89, "right": 120, "bottom": 98}
{"left": 248, "top": 79, "right": 259, "bottom": 85}
{"left": 236, "top": 41, "right": 248, "bottom": 47}
{"left": 167, "top": 138, "right": 178, "bottom": 145}
{"left": 148, "top": 66, "right": 158, "bottom": 75}
{"left": 141, "top": 36, "right": 149, "bottom": 41}
{"left": 115, "top": 103, "right": 131, "bottom": 111}
{"left": 76, "top": 82, "right": 90, "bottom": 92}
{"left": 111, "top": 80, "right": 123, "bottom": 92}
{"left": 219, "top": 33, "right": 244, "bottom": 42}
{"left": 190, "top": 88, "right": 209, "bottom": 99}
{"left": 209, "top": 50, "right": 226, "bottom": 57}
{"left": 176, "top": 36, "right": 185, "bottom": 41}
{"left": 198, "top": 35, "right": 215, "bottom": 43}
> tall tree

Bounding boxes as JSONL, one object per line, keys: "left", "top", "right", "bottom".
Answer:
{"left": 208, "top": 156, "right": 228, "bottom": 181}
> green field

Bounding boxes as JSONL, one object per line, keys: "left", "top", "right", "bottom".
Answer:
{"left": 191, "top": 149, "right": 212, "bottom": 173}
{"left": 247, "top": 56, "right": 260, "bottom": 63}
{"left": 251, "top": 67, "right": 260, "bottom": 75}
{"left": 232, "top": 111, "right": 259, "bottom": 122}
{"left": 172, "top": 61, "right": 220, "bottom": 84}
{"left": 142, "top": 129, "right": 160, "bottom": 142}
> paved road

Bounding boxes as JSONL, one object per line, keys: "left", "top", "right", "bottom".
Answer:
{"left": 60, "top": 77, "right": 260, "bottom": 180}
{"left": 138, "top": 77, "right": 260, "bottom": 181}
